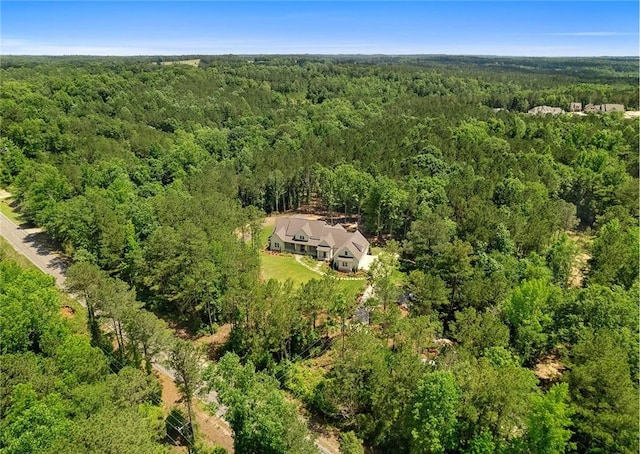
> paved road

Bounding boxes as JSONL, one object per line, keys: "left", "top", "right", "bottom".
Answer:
{"left": 0, "top": 208, "right": 336, "bottom": 454}
{"left": 0, "top": 212, "right": 67, "bottom": 288}
{"left": 354, "top": 285, "right": 374, "bottom": 324}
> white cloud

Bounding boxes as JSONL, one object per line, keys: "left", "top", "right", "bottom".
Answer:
{"left": 0, "top": 37, "right": 636, "bottom": 57}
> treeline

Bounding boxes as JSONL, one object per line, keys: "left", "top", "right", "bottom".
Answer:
{"left": 0, "top": 56, "right": 638, "bottom": 453}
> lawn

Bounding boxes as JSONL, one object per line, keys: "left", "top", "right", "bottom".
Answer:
{"left": 258, "top": 224, "right": 273, "bottom": 250}
{"left": 338, "top": 279, "right": 367, "bottom": 300}
{"left": 260, "top": 252, "right": 366, "bottom": 298}
{"left": 0, "top": 197, "right": 25, "bottom": 225}
{"left": 260, "top": 253, "right": 321, "bottom": 287}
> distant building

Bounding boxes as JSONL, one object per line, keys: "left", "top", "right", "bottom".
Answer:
{"left": 584, "top": 103, "right": 625, "bottom": 113}
{"left": 528, "top": 105, "right": 564, "bottom": 115}
{"left": 569, "top": 102, "right": 582, "bottom": 112}
{"left": 603, "top": 104, "right": 625, "bottom": 112}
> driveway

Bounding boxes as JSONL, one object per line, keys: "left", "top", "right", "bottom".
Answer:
{"left": 358, "top": 253, "right": 377, "bottom": 271}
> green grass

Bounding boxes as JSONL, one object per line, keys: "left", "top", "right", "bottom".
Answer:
{"left": 391, "top": 269, "right": 406, "bottom": 286}
{"left": 338, "top": 279, "right": 366, "bottom": 300}
{"left": 260, "top": 251, "right": 366, "bottom": 298}
{"left": 260, "top": 253, "right": 321, "bottom": 287}
{"left": 258, "top": 224, "right": 273, "bottom": 249}
{"left": 0, "top": 236, "right": 36, "bottom": 270}
{"left": 0, "top": 198, "right": 25, "bottom": 225}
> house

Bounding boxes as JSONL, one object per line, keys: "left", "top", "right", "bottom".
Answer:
{"left": 569, "top": 102, "right": 582, "bottom": 112}
{"left": 603, "top": 104, "right": 625, "bottom": 112}
{"left": 528, "top": 105, "right": 565, "bottom": 115}
{"left": 270, "top": 216, "right": 370, "bottom": 272}
{"left": 584, "top": 103, "right": 625, "bottom": 113}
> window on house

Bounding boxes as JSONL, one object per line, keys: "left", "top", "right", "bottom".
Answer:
{"left": 274, "top": 242, "right": 280, "bottom": 248}
{"left": 342, "top": 261, "right": 348, "bottom": 267}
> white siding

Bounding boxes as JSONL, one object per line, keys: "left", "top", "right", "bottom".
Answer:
{"left": 270, "top": 233, "right": 284, "bottom": 251}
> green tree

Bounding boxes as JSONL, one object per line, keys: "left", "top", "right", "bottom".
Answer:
{"left": 455, "top": 349, "right": 539, "bottom": 445}
{"left": 205, "top": 352, "right": 317, "bottom": 454}
{"left": 168, "top": 339, "right": 203, "bottom": 452}
{"left": 0, "top": 384, "right": 70, "bottom": 454}
{"left": 565, "top": 329, "right": 639, "bottom": 454}
{"left": 368, "top": 247, "right": 400, "bottom": 311}
{"left": 95, "top": 277, "right": 141, "bottom": 365}
{"left": 545, "top": 234, "right": 578, "bottom": 288}
{"left": 339, "top": 431, "right": 365, "bottom": 454}
{"left": 588, "top": 219, "right": 639, "bottom": 290}
{"left": 14, "top": 162, "right": 72, "bottom": 225}
{"left": 526, "top": 383, "right": 574, "bottom": 454}
{"left": 409, "top": 371, "right": 461, "bottom": 454}
{"left": 436, "top": 238, "right": 474, "bottom": 306}
{"left": 501, "top": 279, "right": 560, "bottom": 365}
{"left": 0, "top": 262, "right": 61, "bottom": 354}
{"left": 406, "top": 270, "right": 449, "bottom": 316}
{"left": 54, "top": 334, "right": 109, "bottom": 386}
{"left": 450, "top": 307, "right": 510, "bottom": 358}
{"left": 125, "top": 309, "right": 170, "bottom": 374}
{"left": 65, "top": 261, "right": 108, "bottom": 344}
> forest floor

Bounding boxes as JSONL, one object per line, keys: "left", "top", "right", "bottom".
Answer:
{"left": 566, "top": 230, "right": 593, "bottom": 288}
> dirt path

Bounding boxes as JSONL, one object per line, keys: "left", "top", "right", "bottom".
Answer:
{"left": 566, "top": 231, "right": 592, "bottom": 288}
{"left": 156, "top": 371, "right": 235, "bottom": 453}
{"left": 569, "top": 252, "right": 590, "bottom": 288}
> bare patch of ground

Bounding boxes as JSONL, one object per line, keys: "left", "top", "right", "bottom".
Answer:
{"left": 569, "top": 252, "right": 591, "bottom": 288}
{"left": 566, "top": 231, "right": 593, "bottom": 288}
{"left": 306, "top": 413, "right": 341, "bottom": 454}
{"left": 195, "top": 323, "right": 232, "bottom": 361}
{"left": 60, "top": 305, "right": 75, "bottom": 319}
{"left": 159, "top": 59, "right": 201, "bottom": 67}
{"left": 624, "top": 111, "right": 640, "bottom": 119}
{"left": 263, "top": 211, "right": 323, "bottom": 228}
{"left": 534, "top": 355, "right": 565, "bottom": 381}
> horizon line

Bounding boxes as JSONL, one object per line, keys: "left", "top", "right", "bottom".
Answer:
{"left": 2, "top": 53, "right": 639, "bottom": 58}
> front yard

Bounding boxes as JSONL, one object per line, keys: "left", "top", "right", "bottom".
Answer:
{"left": 260, "top": 252, "right": 322, "bottom": 286}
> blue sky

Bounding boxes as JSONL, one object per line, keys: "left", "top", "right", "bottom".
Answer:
{"left": 2, "top": 1, "right": 638, "bottom": 56}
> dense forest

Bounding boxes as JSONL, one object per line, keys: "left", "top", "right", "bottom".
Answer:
{"left": 0, "top": 55, "right": 638, "bottom": 453}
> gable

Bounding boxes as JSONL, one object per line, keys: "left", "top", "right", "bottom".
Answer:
{"left": 272, "top": 217, "right": 369, "bottom": 255}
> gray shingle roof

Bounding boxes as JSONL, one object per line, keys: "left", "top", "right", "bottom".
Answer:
{"left": 273, "top": 216, "right": 369, "bottom": 259}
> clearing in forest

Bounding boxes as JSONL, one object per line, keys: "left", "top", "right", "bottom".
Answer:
{"left": 159, "top": 59, "right": 201, "bottom": 67}
{"left": 566, "top": 231, "right": 593, "bottom": 288}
